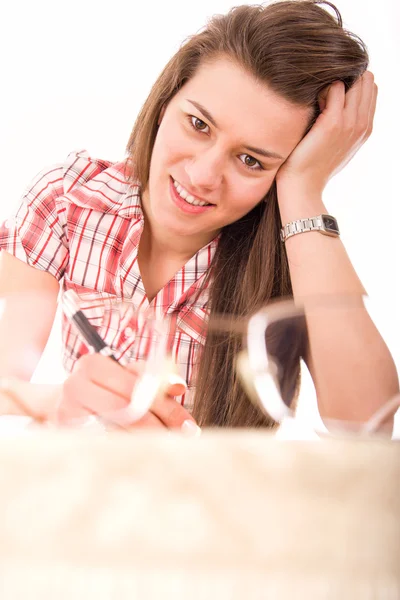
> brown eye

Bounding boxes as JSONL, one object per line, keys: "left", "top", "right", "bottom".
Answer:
{"left": 238, "top": 153, "right": 263, "bottom": 171}
{"left": 244, "top": 155, "right": 257, "bottom": 167}
{"left": 190, "top": 116, "right": 209, "bottom": 132}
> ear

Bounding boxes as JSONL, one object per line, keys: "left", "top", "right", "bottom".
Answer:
{"left": 157, "top": 104, "right": 167, "bottom": 126}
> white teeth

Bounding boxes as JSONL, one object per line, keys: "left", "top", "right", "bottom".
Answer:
{"left": 177, "top": 184, "right": 188, "bottom": 199}
{"left": 173, "top": 179, "right": 210, "bottom": 207}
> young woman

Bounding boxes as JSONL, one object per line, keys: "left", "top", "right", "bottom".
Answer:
{"left": 0, "top": 1, "right": 398, "bottom": 431}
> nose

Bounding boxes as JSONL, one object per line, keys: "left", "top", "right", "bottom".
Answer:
{"left": 184, "top": 147, "right": 225, "bottom": 192}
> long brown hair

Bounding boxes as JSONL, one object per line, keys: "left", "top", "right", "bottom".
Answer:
{"left": 126, "top": 1, "right": 369, "bottom": 428}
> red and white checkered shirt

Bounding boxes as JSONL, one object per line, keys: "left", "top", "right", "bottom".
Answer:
{"left": 0, "top": 149, "right": 219, "bottom": 410}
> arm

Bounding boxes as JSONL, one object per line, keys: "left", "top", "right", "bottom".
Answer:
{"left": 0, "top": 251, "right": 59, "bottom": 381}
{"left": 276, "top": 73, "right": 399, "bottom": 424}
{"left": 0, "top": 150, "right": 116, "bottom": 385}
{"left": 0, "top": 161, "right": 68, "bottom": 410}
{"left": 0, "top": 258, "right": 199, "bottom": 432}
{"left": 0, "top": 252, "right": 60, "bottom": 418}
{"left": 277, "top": 192, "right": 398, "bottom": 423}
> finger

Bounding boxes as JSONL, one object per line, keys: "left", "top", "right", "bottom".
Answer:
{"left": 59, "top": 371, "right": 130, "bottom": 422}
{"left": 108, "top": 369, "right": 188, "bottom": 425}
{"left": 166, "top": 381, "right": 187, "bottom": 397}
{"left": 99, "top": 408, "right": 166, "bottom": 431}
{"left": 126, "top": 410, "right": 165, "bottom": 429}
{"left": 126, "top": 360, "right": 145, "bottom": 376}
{"left": 348, "top": 72, "right": 375, "bottom": 131}
{"left": 75, "top": 353, "right": 138, "bottom": 400}
{"left": 343, "top": 73, "right": 363, "bottom": 116}
{"left": 150, "top": 392, "right": 196, "bottom": 429}
{"left": 129, "top": 360, "right": 187, "bottom": 395}
{"left": 317, "top": 87, "right": 329, "bottom": 112}
{"left": 367, "top": 83, "right": 378, "bottom": 136}
{"left": 55, "top": 389, "right": 90, "bottom": 423}
{"left": 163, "top": 372, "right": 188, "bottom": 398}
{"left": 125, "top": 409, "right": 200, "bottom": 434}
{"left": 322, "top": 80, "right": 346, "bottom": 114}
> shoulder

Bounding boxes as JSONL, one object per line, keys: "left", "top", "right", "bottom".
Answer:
{"left": 61, "top": 150, "right": 141, "bottom": 217}
{"left": 61, "top": 149, "right": 118, "bottom": 193}
{"left": 21, "top": 149, "right": 116, "bottom": 200}
{"left": 19, "top": 150, "right": 141, "bottom": 220}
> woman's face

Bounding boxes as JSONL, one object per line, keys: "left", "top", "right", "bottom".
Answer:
{"left": 143, "top": 56, "right": 311, "bottom": 246}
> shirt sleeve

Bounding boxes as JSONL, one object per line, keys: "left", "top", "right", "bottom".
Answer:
{"left": 0, "top": 163, "right": 69, "bottom": 280}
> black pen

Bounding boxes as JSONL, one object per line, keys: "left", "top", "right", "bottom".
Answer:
{"left": 62, "top": 290, "right": 120, "bottom": 363}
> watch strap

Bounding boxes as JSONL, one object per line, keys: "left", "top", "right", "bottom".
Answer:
{"left": 280, "top": 214, "right": 340, "bottom": 242}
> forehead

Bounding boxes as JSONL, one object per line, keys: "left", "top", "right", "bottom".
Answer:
{"left": 175, "top": 57, "right": 311, "bottom": 156}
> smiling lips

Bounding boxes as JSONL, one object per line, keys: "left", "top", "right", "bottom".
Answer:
{"left": 172, "top": 178, "right": 212, "bottom": 207}
{"left": 170, "top": 177, "right": 215, "bottom": 215}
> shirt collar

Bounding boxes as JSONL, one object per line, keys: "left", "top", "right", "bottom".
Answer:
{"left": 62, "top": 149, "right": 143, "bottom": 220}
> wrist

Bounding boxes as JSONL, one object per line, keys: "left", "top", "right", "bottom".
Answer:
{"left": 280, "top": 214, "right": 340, "bottom": 243}
{"left": 275, "top": 172, "right": 326, "bottom": 196}
{"left": 276, "top": 179, "right": 327, "bottom": 223}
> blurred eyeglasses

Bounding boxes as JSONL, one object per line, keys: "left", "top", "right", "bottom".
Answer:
{"left": 205, "top": 294, "right": 400, "bottom": 438}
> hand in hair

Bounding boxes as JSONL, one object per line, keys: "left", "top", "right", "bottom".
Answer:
{"left": 275, "top": 71, "right": 377, "bottom": 195}
{"left": 55, "top": 354, "right": 199, "bottom": 433}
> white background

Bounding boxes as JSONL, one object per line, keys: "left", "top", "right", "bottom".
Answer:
{"left": 0, "top": 0, "right": 399, "bottom": 434}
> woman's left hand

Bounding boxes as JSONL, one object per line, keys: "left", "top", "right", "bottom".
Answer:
{"left": 275, "top": 71, "right": 378, "bottom": 195}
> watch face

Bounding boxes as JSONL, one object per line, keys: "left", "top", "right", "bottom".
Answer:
{"left": 321, "top": 215, "right": 340, "bottom": 235}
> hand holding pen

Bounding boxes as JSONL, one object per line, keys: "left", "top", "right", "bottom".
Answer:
{"left": 62, "top": 291, "right": 121, "bottom": 363}
{"left": 59, "top": 290, "right": 201, "bottom": 435}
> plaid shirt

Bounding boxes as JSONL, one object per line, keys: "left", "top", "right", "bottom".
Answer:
{"left": 0, "top": 149, "right": 219, "bottom": 410}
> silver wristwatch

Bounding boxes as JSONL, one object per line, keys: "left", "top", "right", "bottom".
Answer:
{"left": 280, "top": 214, "right": 340, "bottom": 242}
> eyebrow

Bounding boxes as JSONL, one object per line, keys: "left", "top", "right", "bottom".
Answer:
{"left": 186, "top": 99, "right": 285, "bottom": 161}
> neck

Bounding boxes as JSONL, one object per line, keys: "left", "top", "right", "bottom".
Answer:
{"left": 140, "top": 198, "right": 218, "bottom": 263}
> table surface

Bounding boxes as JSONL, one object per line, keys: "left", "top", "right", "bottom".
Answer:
{"left": 0, "top": 429, "right": 399, "bottom": 599}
